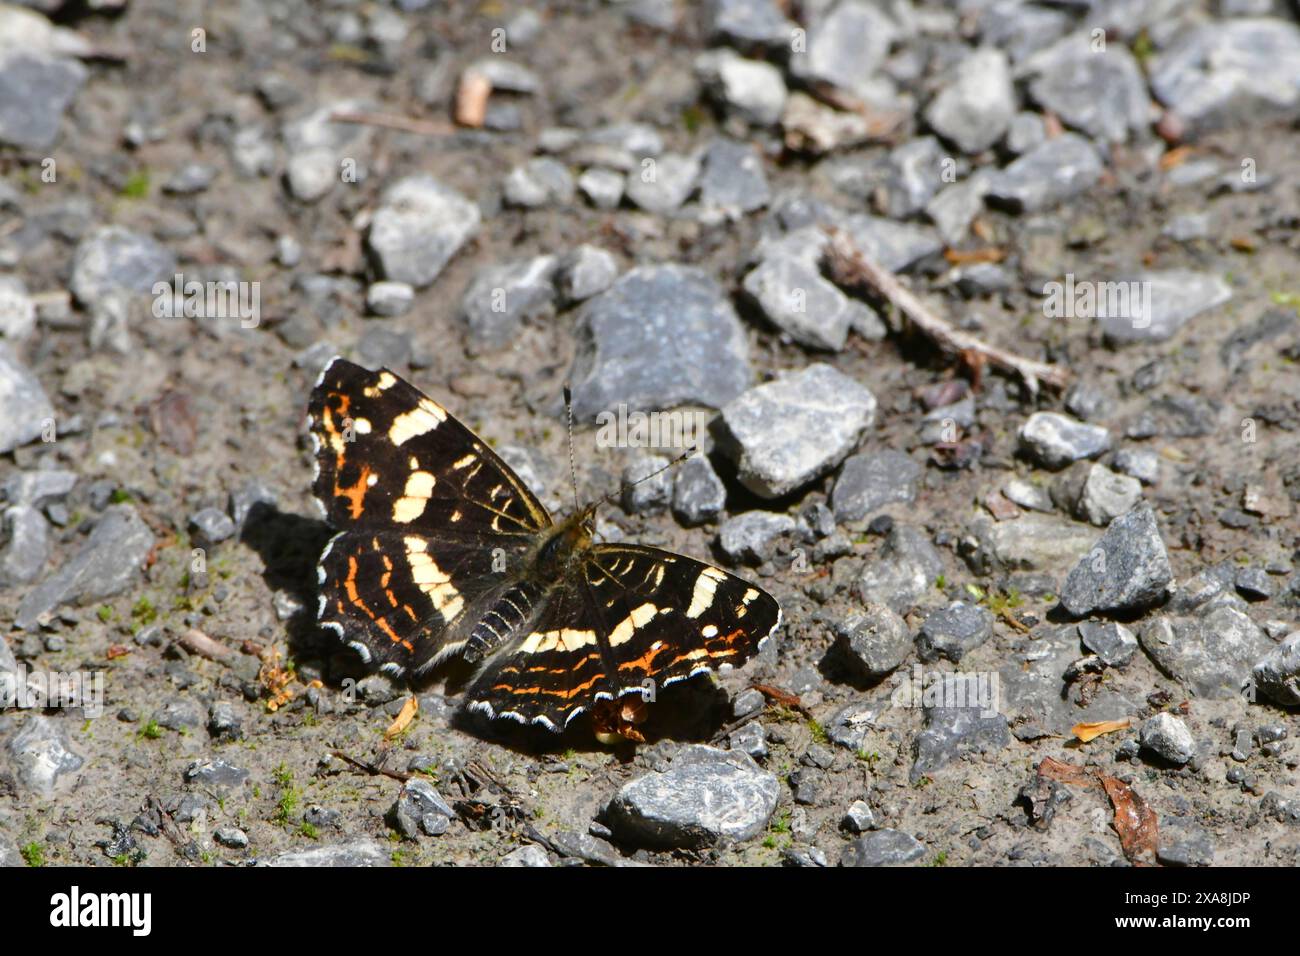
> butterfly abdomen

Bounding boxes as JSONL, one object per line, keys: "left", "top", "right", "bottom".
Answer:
{"left": 462, "top": 581, "right": 542, "bottom": 664}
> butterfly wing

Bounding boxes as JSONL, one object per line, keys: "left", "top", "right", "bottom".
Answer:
{"left": 465, "top": 543, "right": 781, "bottom": 730}
{"left": 583, "top": 544, "right": 781, "bottom": 693}
{"left": 308, "top": 358, "right": 551, "bottom": 536}
{"left": 307, "top": 359, "right": 549, "bottom": 673}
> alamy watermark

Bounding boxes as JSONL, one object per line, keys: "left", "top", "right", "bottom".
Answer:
{"left": 594, "top": 404, "right": 709, "bottom": 450}
{"left": 889, "top": 665, "right": 1001, "bottom": 719}
{"left": 1043, "top": 273, "right": 1153, "bottom": 329}
{"left": 2, "top": 666, "right": 105, "bottom": 718}
{"left": 152, "top": 273, "right": 260, "bottom": 328}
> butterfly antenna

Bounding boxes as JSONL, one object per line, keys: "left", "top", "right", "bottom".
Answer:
{"left": 601, "top": 445, "right": 697, "bottom": 507}
{"left": 563, "top": 384, "right": 580, "bottom": 511}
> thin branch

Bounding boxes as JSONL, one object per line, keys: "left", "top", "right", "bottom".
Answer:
{"left": 822, "top": 226, "right": 1070, "bottom": 396}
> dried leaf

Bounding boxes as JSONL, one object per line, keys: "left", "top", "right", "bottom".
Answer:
{"left": 106, "top": 644, "right": 131, "bottom": 660}
{"left": 1036, "top": 755, "right": 1093, "bottom": 787}
{"left": 384, "top": 695, "right": 419, "bottom": 740}
{"left": 1072, "top": 718, "right": 1131, "bottom": 742}
{"left": 1100, "top": 774, "right": 1159, "bottom": 864}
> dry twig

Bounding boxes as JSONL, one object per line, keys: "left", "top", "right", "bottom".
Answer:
{"left": 330, "top": 110, "right": 455, "bottom": 136}
{"left": 822, "top": 226, "right": 1070, "bottom": 396}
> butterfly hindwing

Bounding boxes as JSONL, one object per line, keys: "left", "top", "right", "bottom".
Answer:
{"left": 464, "top": 582, "right": 611, "bottom": 730}
{"left": 583, "top": 544, "right": 781, "bottom": 692}
{"left": 317, "top": 529, "right": 531, "bottom": 675}
{"left": 464, "top": 544, "right": 780, "bottom": 730}
{"left": 308, "top": 359, "right": 550, "bottom": 536}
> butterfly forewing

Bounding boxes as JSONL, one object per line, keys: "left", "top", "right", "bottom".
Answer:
{"left": 308, "top": 359, "right": 551, "bottom": 537}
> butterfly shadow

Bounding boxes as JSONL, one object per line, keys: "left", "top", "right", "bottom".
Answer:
{"left": 238, "top": 501, "right": 354, "bottom": 679}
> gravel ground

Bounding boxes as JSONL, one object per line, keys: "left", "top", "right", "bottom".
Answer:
{"left": 1, "top": 0, "right": 1299, "bottom": 868}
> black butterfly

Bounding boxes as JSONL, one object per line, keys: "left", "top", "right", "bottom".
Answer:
{"left": 307, "top": 358, "right": 780, "bottom": 736}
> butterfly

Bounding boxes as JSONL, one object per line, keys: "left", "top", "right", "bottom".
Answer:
{"left": 307, "top": 358, "right": 781, "bottom": 738}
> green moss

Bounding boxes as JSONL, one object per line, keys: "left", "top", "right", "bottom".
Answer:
{"left": 96, "top": 605, "right": 114, "bottom": 623}
{"left": 20, "top": 842, "right": 44, "bottom": 867}
{"left": 120, "top": 170, "right": 150, "bottom": 199}
{"left": 138, "top": 720, "right": 162, "bottom": 740}
{"left": 131, "top": 596, "right": 157, "bottom": 625}
{"left": 108, "top": 489, "right": 134, "bottom": 504}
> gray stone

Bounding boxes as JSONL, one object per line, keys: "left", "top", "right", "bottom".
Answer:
{"left": 367, "top": 175, "right": 480, "bottom": 287}
{"left": 1005, "top": 111, "right": 1047, "bottom": 155}
{"left": 1060, "top": 504, "right": 1172, "bottom": 616}
{"left": 695, "top": 49, "right": 787, "bottom": 126}
{"left": 214, "top": 826, "right": 249, "bottom": 849}
{"left": 468, "top": 58, "right": 540, "bottom": 94}
{"left": 625, "top": 152, "right": 699, "bottom": 214}
{"left": 728, "top": 720, "right": 768, "bottom": 759}
{"left": 1149, "top": 18, "right": 1300, "bottom": 133}
{"left": 607, "top": 744, "right": 779, "bottom": 848}
{"left": 742, "top": 251, "right": 856, "bottom": 351}
{"left": 366, "top": 281, "right": 415, "bottom": 317}
{"left": 705, "top": 0, "right": 796, "bottom": 47}
{"left": 0, "top": 48, "right": 86, "bottom": 150}
{"left": 841, "top": 800, "right": 875, "bottom": 834}
{"left": 499, "top": 844, "right": 552, "bottom": 867}
{"left": 1111, "top": 447, "right": 1159, "bottom": 485}
{"left": 671, "top": 454, "right": 727, "bottom": 527}
{"left": 827, "top": 137, "right": 944, "bottom": 219}
{"left": 1, "top": 505, "right": 49, "bottom": 584}
{"left": 1140, "top": 599, "right": 1271, "bottom": 699}
{"left": 1252, "top": 632, "right": 1300, "bottom": 705}
{"left": 7, "top": 715, "right": 83, "bottom": 797}
{"left": 1001, "top": 478, "right": 1053, "bottom": 513}
{"left": 925, "top": 171, "right": 992, "bottom": 245}
{"left": 1139, "top": 712, "right": 1196, "bottom": 765}
{"left": 985, "top": 134, "right": 1103, "bottom": 213}
{"left": 1076, "top": 463, "right": 1142, "bottom": 526}
{"left": 153, "top": 697, "right": 204, "bottom": 732}
{"left": 1157, "top": 817, "right": 1214, "bottom": 867}
{"left": 716, "top": 510, "right": 796, "bottom": 565}
{"left": 163, "top": 163, "right": 217, "bottom": 195}
{"left": 698, "top": 138, "right": 769, "bottom": 217}
{"left": 840, "top": 828, "right": 926, "bottom": 866}
{"left": 265, "top": 840, "right": 391, "bottom": 867}
{"left": 390, "top": 778, "right": 454, "bottom": 839}
{"left": 1162, "top": 212, "right": 1212, "bottom": 242}
{"left": 834, "top": 604, "right": 912, "bottom": 680}
{"left": 825, "top": 699, "right": 883, "bottom": 751}
{"left": 1027, "top": 43, "right": 1148, "bottom": 143}
{"left": 856, "top": 525, "right": 944, "bottom": 613}
{"left": 188, "top": 507, "right": 235, "bottom": 548}
{"left": 0, "top": 275, "right": 35, "bottom": 341}
{"left": 1078, "top": 621, "right": 1138, "bottom": 667}
{"left": 831, "top": 450, "right": 920, "bottom": 523}
{"left": 577, "top": 168, "right": 624, "bottom": 209}
{"left": 503, "top": 157, "right": 575, "bottom": 208}
{"left": 917, "top": 601, "right": 995, "bottom": 663}
{"left": 208, "top": 701, "right": 242, "bottom": 741}
{"left": 790, "top": 1, "right": 898, "bottom": 100}
{"left": 1, "top": 468, "right": 75, "bottom": 508}
{"left": 554, "top": 245, "right": 617, "bottom": 305}
{"left": 15, "top": 504, "right": 155, "bottom": 629}
{"left": 459, "top": 255, "right": 556, "bottom": 351}
{"left": 621, "top": 454, "right": 673, "bottom": 516}
{"left": 924, "top": 47, "right": 1014, "bottom": 154}
{"left": 716, "top": 363, "right": 876, "bottom": 499}
{"left": 183, "top": 759, "right": 250, "bottom": 790}
{"left": 910, "top": 672, "right": 1011, "bottom": 780}
{"left": 1018, "top": 412, "right": 1111, "bottom": 470}
{"left": 1099, "top": 271, "right": 1232, "bottom": 344}
{"left": 70, "top": 226, "right": 176, "bottom": 305}
{"left": 999, "top": 628, "right": 1138, "bottom": 737}
{"left": 568, "top": 265, "right": 752, "bottom": 420}
{"left": 1234, "top": 567, "right": 1272, "bottom": 601}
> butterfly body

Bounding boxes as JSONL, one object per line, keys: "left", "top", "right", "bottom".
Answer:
{"left": 307, "top": 358, "right": 781, "bottom": 733}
